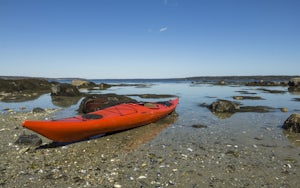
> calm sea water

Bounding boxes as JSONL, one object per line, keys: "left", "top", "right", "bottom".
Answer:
{"left": 1, "top": 80, "right": 299, "bottom": 146}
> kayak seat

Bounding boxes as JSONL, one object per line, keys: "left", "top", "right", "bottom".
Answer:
{"left": 82, "top": 114, "right": 103, "bottom": 120}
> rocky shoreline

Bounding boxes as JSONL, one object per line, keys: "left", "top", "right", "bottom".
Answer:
{"left": 1, "top": 76, "right": 300, "bottom": 187}
{"left": 1, "top": 110, "right": 300, "bottom": 187}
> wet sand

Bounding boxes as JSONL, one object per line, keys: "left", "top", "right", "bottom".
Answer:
{"left": 0, "top": 109, "right": 299, "bottom": 188}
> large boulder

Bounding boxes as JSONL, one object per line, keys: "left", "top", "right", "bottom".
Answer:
{"left": 71, "top": 79, "right": 96, "bottom": 88}
{"left": 283, "top": 114, "right": 300, "bottom": 133}
{"left": 288, "top": 77, "right": 300, "bottom": 94}
{"left": 0, "top": 78, "right": 51, "bottom": 92}
{"left": 209, "top": 100, "right": 240, "bottom": 113}
{"left": 288, "top": 77, "right": 300, "bottom": 87}
{"left": 0, "top": 78, "right": 53, "bottom": 102}
{"left": 205, "top": 99, "right": 274, "bottom": 119}
{"left": 51, "top": 83, "right": 81, "bottom": 96}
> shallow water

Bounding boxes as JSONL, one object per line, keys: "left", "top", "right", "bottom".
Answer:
{"left": 1, "top": 81, "right": 299, "bottom": 145}
{"left": 1, "top": 81, "right": 300, "bottom": 187}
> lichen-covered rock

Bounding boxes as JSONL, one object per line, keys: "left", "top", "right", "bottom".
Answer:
{"left": 283, "top": 114, "right": 300, "bottom": 133}
{"left": 51, "top": 83, "right": 81, "bottom": 96}
{"left": 288, "top": 77, "right": 300, "bottom": 95}
{"left": 288, "top": 77, "right": 300, "bottom": 87}
{"left": 0, "top": 78, "right": 51, "bottom": 92}
{"left": 71, "top": 79, "right": 96, "bottom": 88}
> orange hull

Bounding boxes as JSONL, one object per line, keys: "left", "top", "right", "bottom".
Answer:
{"left": 22, "top": 98, "right": 179, "bottom": 142}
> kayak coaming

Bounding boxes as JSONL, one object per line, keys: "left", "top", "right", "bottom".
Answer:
{"left": 22, "top": 98, "right": 179, "bottom": 142}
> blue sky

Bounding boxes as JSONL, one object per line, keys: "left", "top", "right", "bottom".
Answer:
{"left": 0, "top": 0, "right": 299, "bottom": 79}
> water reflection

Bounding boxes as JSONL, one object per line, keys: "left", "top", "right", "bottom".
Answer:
{"left": 283, "top": 130, "right": 300, "bottom": 146}
{"left": 118, "top": 112, "right": 178, "bottom": 151}
{"left": 288, "top": 89, "right": 300, "bottom": 95}
{"left": 51, "top": 96, "right": 82, "bottom": 107}
{"left": 211, "top": 112, "right": 234, "bottom": 119}
{"left": 0, "top": 92, "right": 46, "bottom": 103}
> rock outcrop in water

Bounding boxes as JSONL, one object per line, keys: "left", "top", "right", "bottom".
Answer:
{"left": 71, "top": 79, "right": 97, "bottom": 88}
{"left": 283, "top": 114, "right": 300, "bottom": 133}
{"left": 288, "top": 77, "right": 300, "bottom": 94}
{"left": 209, "top": 100, "right": 240, "bottom": 113}
{"left": 0, "top": 78, "right": 52, "bottom": 92}
{"left": 288, "top": 77, "right": 300, "bottom": 87}
{"left": 206, "top": 99, "right": 276, "bottom": 118}
{"left": 0, "top": 78, "right": 54, "bottom": 102}
{"left": 51, "top": 83, "right": 82, "bottom": 97}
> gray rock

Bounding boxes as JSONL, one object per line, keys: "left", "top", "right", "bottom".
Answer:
{"left": 288, "top": 77, "right": 300, "bottom": 87}
{"left": 51, "top": 83, "right": 81, "bottom": 97}
{"left": 283, "top": 114, "right": 300, "bottom": 133}
{"left": 15, "top": 134, "right": 42, "bottom": 146}
{"left": 209, "top": 100, "right": 240, "bottom": 113}
{"left": 32, "top": 107, "right": 45, "bottom": 113}
{"left": 71, "top": 79, "right": 96, "bottom": 88}
{"left": 288, "top": 77, "right": 300, "bottom": 94}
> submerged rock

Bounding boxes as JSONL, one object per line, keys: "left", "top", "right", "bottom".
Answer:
{"left": 238, "top": 106, "right": 274, "bottom": 113}
{"left": 283, "top": 114, "right": 300, "bottom": 133}
{"left": 51, "top": 96, "right": 82, "bottom": 107}
{"left": 257, "top": 88, "right": 286, "bottom": 94}
{"left": 233, "top": 96, "right": 264, "bottom": 100}
{"left": 192, "top": 124, "right": 208, "bottom": 129}
{"left": 292, "top": 98, "right": 300, "bottom": 102}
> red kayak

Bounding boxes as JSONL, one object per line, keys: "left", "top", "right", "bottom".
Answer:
{"left": 22, "top": 98, "right": 179, "bottom": 142}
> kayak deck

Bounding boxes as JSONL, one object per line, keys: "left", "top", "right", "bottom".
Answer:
{"left": 22, "top": 98, "right": 179, "bottom": 142}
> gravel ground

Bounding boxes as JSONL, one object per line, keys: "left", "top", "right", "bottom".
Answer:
{"left": 1, "top": 110, "right": 300, "bottom": 188}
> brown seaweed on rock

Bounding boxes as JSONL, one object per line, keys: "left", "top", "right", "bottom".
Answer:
{"left": 283, "top": 114, "right": 300, "bottom": 133}
{"left": 0, "top": 78, "right": 54, "bottom": 102}
{"left": 78, "top": 94, "right": 137, "bottom": 113}
{"left": 204, "top": 99, "right": 276, "bottom": 119}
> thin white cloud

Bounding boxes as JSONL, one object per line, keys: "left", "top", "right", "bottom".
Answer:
{"left": 159, "top": 27, "right": 168, "bottom": 32}
{"left": 163, "top": 0, "right": 179, "bottom": 6}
